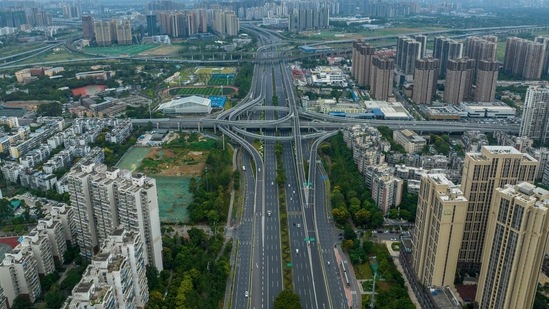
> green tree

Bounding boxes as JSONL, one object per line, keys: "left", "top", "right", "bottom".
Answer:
{"left": 332, "top": 208, "right": 349, "bottom": 225}
{"left": 45, "top": 284, "right": 65, "bottom": 309}
{"left": 146, "top": 265, "right": 162, "bottom": 292}
{"left": 274, "top": 289, "right": 301, "bottom": 309}
{"left": 175, "top": 274, "right": 193, "bottom": 308}
{"left": 147, "top": 291, "right": 165, "bottom": 309}
{"left": 40, "top": 272, "right": 60, "bottom": 292}
{"left": 11, "top": 295, "right": 33, "bottom": 309}
{"left": 37, "top": 102, "right": 63, "bottom": 116}
{"left": 0, "top": 198, "right": 13, "bottom": 222}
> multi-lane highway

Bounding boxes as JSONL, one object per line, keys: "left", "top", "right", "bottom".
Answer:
{"left": 218, "top": 24, "right": 351, "bottom": 309}
{"left": 161, "top": 23, "right": 530, "bottom": 309}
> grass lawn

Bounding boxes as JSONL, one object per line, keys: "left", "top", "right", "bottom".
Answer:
{"left": 497, "top": 41, "right": 506, "bottom": 62}
{"left": 208, "top": 76, "right": 235, "bottom": 86}
{"left": 377, "top": 281, "right": 390, "bottom": 291}
{"left": 362, "top": 280, "right": 374, "bottom": 292}
{"left": 0, "top": 43, "right": 44, "bottom": 58}
{"left": 295, "top": 27, "right": 448, "bottom": 41}
{"left": 18, "top": 48, "right": 93, "bottom": 65}
{"left": 85, "top": 45, "right": 157, "bottom": 56}
{"left": 355, "top": 262, "right": 373, "bottom": 280}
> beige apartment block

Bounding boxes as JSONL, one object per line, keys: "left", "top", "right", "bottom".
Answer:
{"left": 458, "top": 146, "right": 538, "bottom": 272}
{"left": 393, "top": 129, "right": 426, "bottom": 153}
{"left": 412, "top": 174, "right": 468, "bottom": 287}
{"left": 477, "top": 182, "right": 549, "bottom": 309}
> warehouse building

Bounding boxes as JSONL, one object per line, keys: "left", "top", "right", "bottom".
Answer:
{"left": 158, "top": 95, "right": 212, "bottom": 115}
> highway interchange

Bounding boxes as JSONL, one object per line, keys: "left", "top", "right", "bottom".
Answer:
{"left": 129, "top": 25, "right": 526, "bottom": 309}
{"left": 0, "top": 20, "right": 542, "bottom": 309}
{"left": 216, "top": 25, "right": 355, "bottom": 309}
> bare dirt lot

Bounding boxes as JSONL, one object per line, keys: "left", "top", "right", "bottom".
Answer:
{"left": 140, "top": 45, "right": 183, "bottom": 56}
{"left": 144, "top": 147, "right": 206, "bottom": 177}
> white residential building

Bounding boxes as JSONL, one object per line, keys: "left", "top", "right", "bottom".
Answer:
{"left": 371, "top": 174, "right": 403, "bottom": 215}
{"left": 50, "top": 202, "right": 77, "bottom": 244}
{"left": 21, "top": 230, "right": 56, "bottom": 275}
{"left": 63, "top": 281, "right": 117, "bottom": 309}
{"left": 0, "top": 284, "right": 6, "bottom": 309}
{"left": 63, "top": 228, "right": 149, "bottom": 309}
{"left": 37, "top": 216, "right": 68, "bottom": 265}
{"left": 102, "top": 229, "right": 149, "bottom": 307}
{"left": 520, "top": 85, "right": 549, "bottom": 143}
{"left": 0, "top": 247, "right": 41, "bottom": 306}
{"left": 67, "top": 163, "right": 163, "bottom": 270}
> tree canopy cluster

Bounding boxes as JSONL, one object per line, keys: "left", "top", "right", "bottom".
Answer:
{"left": 187, "top": 139, "right": 233, "bottom": 224}
{"left": 367, "top": 242, "right": 416, "bottom": 309}
{"left": 321, "top": 132, "right": 384, "bottom": 229}
{"left": 37, "top": 102, "right": 63, "bottom": 117}
{"left": 233, "top": 63, "right": 253, "bottom": 99}
{"left": 274, "top": 290, "right": 301, "bottom": 309}
{"left": 377, "top": 126, "right": 406, "bottom": 154}
{"left": 146, "top": 228, "right": 230, "bottom": 309}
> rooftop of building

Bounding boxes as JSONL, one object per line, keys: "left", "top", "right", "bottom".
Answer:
{"left": 500, "top": 182, "right": 549, "bottom": 210}
{"left": 74, "top": 280, "right": 94, "bottom": 293}
{"left": 397, "top": 129, "right": 426, "bottom": 143}
{"left": 111, "top": 228, "right": 125, "bottom": 236}
{"left": 430, "top": 286, "right": 462, "bottom": 309}
{"left": 468, "top": 146, "right": 537, "bottom": 162}
{"left": 365, "top": 100, "right": 411, "bottom": 119}
{"left": 0, "top": 243, "right": 12, "bottom": 260}
{"left": 427, "top": 174, "right": 468, "bottom": 202}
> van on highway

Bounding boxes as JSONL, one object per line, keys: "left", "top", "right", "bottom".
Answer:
{"left": 242, "top": 166, "right": 246, "bottom": 171}
{"left": 296, "top": 249, "right": 299, "bottom": 254}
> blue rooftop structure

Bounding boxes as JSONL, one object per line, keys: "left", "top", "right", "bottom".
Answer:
{"left": 372, "top": 108, "right": 385, "bottom": 118}
{"left": 299, "top": 45, "right": 317, "bottom": 53}
{"left": 209, "top": 96, "right": 227, "bottom": 108}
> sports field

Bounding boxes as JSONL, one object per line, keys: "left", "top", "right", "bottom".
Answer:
{"left": 208, "top": 76, "right": 235, "bottom": 86}
{"left": 195, "top": 67, "right": 236, "bottom": 75}
{"left": 85, "top": 45, "right": 157, "bottom": 56}
{"left": 116, "top": 147, "right": 150, "bottom": 172}
{"left": 169, "top": 87, "right": 236, "bottom": 96}
{"left": 116, "top": 147, "right": 191, "bottom": 223}
{"left": 155, "top": 176, "right": 191, "bottom": 223}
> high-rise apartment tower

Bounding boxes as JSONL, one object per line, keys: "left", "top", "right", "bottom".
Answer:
{"left": 433, "top": 36, "right": 463, "bottom": 79}
{"left": 67, "top": 163, "right": 163, "bottom": 270}
{"left": 413, "top": 57, "right": 439, "bottom": 104}
{"left": 519, "top": 85, "right": 549, "bottom": 143}
{"left": 82, "top": 15, "right": 94, "bottom": 40}
{"left": 370, "top": 55, "right": 394, "bottom": 101}
{"left": 351, "top": 41, "right": 375, "bottom": 87}
{"left": 504, "top": 37, "right": 546, "bottom": 80}
{"left": 443, "top": 57, "right": 475, "bottom": 104}
{"left": 476, "top": 182, "right": 549, "bottom": 309}
{"left": 458, "top": 146, "right": 538, "bottom": 272}
{"left": 412, "top": 174, "right": 468, "bottom": 287}
{"left": 474, "top": 60, "right": 499, "bottom": 102}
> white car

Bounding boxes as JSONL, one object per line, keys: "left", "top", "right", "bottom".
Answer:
{"left": 267, "top": 210, "right": 272, "bottom": 217}
{"left": 245, "top": 291, "right": 249, "bottom": 298}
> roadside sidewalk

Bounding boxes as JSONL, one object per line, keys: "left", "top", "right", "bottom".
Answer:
{"left": 384, "top": 241, "right": 421, "bottom": 309}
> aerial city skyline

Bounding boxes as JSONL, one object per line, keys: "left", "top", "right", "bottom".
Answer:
{"left": 0, "top": 0, "right": 548, "bottom": 309}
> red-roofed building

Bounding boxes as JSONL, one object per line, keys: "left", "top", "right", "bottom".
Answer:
{"left": 455, "top": 284, "right": 476, "bottom": 303}
{"left": 0, "top": 237, "right": 20, "bottom": 249}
